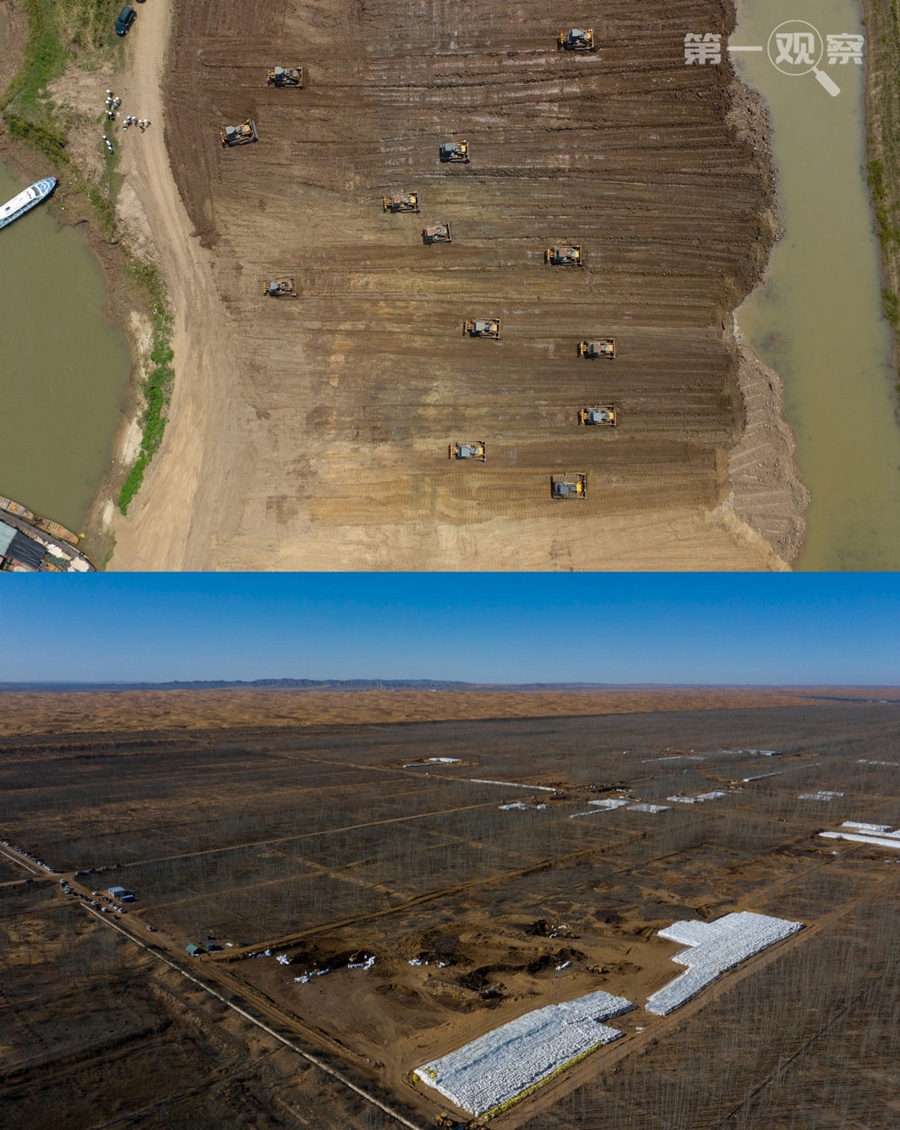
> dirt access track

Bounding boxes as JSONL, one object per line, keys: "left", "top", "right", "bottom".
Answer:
{"left": 112, "top": 0, "right": 782, "bottom": 569}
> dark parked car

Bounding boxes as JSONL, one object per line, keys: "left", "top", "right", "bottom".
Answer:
{"left": 115, "top": 6, "right": 136, "bottom": 35}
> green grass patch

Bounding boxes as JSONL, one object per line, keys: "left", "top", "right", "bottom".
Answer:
{"left": 883, "top": 287, "right": 900, "bottom": 326}
{"left": 3, "top": 0, "right": 178, "bottom": 516}
{"left": 1, "top": 0, "right": 67, "bottom": 119}
{"left": 117, "top": 263, "right": 175, "bottom": 515}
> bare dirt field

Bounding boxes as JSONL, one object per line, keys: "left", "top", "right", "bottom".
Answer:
{"left": 2, "top": 694, "right": 899, "bottom": 1127}
{"left": 108, "top": 0, "right": 801, "bottom": 569}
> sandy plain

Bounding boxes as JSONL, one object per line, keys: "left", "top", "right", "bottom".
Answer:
{"left": 3, "top": 684, "right": 898, "bottom": 737}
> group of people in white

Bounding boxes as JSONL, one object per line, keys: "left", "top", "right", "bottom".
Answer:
{"left": 100, "top": 89, "right": 151, "bottom": 154}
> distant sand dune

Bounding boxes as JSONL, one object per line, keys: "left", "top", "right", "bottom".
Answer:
{"left": 1, "top": 686, "right": 896, "bottom": 738}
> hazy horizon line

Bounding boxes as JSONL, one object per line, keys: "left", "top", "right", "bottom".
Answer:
{"left": 2, "top": 679, "right": 899, "bottom": 691}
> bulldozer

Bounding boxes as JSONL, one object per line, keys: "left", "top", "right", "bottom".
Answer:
{"left": 220, "top": 120, "right": 259, "bottom": 147}
{"left": 439, "top": 140, "right": 469, "bottom": 163}
{"left": 578, "top": 337, "right": 616, "bottom": 359}
{"left": 578, "top": 404, "right": 617, "bottom": 427}
{"left": 464, "top": 318, "right": 500, "bottom": 339}
{"left": 263, "top": 277, "right": 297, "bottom": 298}
{"left": 267, "top": 66, "right": 302, "bottom": 87}
{"left": 545, "top": 245, "right": 582, "bottom": 266}
{"left": 422, "top": 222, "right": 452, "bottom": 244}
{"left": 383, "top": 193, "right": 420, "bottom": 213}
{"left": 558, "top": 29, "right": 595, "bottom": 51}
{"left": 450, "top": 441, "right": 486, "bottom": 460}
{"left": 551, "top": 472, "right": 587, "bottom": 499}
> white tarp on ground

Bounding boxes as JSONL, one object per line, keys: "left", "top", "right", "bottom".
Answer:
{"left": 629, "top": 803, "right": 669, "bottom": 813}
{"left": 840, "top": 821, "right": 891, "bottom": 833}
{"left": 414, "top": 989, "right": 634, "bottom": 1115}
{"left": 799, "top": 791, "right": 843, "bottom": 801}
{"left": 820, "top": 829, "right": 900, "bottom": 850}
{"left": 588, "top": 798, "right": 630, "bottom": 809}
{"left": 646, "top": 911, "right": 802, "bottom": 1016}
{"left": 471, "top": 779, "right": 556, "bottom": 792}
{"left": 667, "top": 791, "right": 727, "bottom": 804}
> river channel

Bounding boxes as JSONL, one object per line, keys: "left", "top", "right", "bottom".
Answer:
{"left": 732, "top": 0, "right": 900, "bottom": 569}
{"left": 0, "top": 162, "right": 130, "bottom": 534}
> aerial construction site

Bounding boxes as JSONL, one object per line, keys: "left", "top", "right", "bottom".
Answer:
{"left": 110, "top": 0, "right": 793, "bottom": 570}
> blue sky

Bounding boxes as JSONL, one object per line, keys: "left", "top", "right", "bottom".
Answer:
{"left": 0, "top": 574, "right": 897, "bottom": 684}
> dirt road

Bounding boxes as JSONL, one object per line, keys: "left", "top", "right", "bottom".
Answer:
{"left": 109, "top": 0, "right": 799, "bottom": 569}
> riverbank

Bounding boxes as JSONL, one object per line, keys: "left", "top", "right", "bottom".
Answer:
{"left": 861, "top": 0, "right": 900, "bottom": 376}
{"left": 720, "top": 66, "right": 809, "bottom": 565}
{"left": 0, "top": 0, "right": 158, "bottom": 566}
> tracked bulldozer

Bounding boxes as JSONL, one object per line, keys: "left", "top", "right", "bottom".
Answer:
{"left": 578, "top": 404, "right": 617, "bottom": 426}
{"left": 267, "top": 66, "right": 302, "bottom": 87}
{"left": 383, "top": 193, "right": 420, "bottom": 213}
{"left": 264, "top": 277, "right": 297, "bottom": 298}
{"left": 422, "top": 222, "right": 452, "bottom": 244}
{"left": 439, "top": 140, "right": 469, "bottom": 163}
{"left": 221, "top": 120, "right": 259, "bottom": 147}
{"left": 558, "top": 29, "right": 595, "bottom": 51}
{"left": 464, "top": 318, "right": 501, "bottom": 339}
{"left": 450, "top": 441, "right": 486, "bottom": 460}
{"left": 551, "top": 472, "right": 587, "bottom": 499}
{"left": 578, "top": 337, "right": 616, "bottom": 359}
{"left": 545, "top": 245, "right": 582, "bottom": 265}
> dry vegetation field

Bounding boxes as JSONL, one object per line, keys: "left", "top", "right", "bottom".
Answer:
{"left": 2, "top": 692, "right": 899, "bottom": 1128}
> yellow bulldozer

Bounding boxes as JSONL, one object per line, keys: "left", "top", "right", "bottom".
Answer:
{"left": 449, "top": 441, "right": 486, "bottom": 461}
{"left": 545, "top": 245, "right": 582, "bottom": 265}
{"left": 220, "top": 120, "right": 259, "bottom": 147}
{"left": 267, "top": 66, "right": 302, "bottom": 87}
{"left": 263, "top": 277, "right": 297, "bottom": 298}
{"left": 558, "top": 29, "right": 595, "bottom": 51}
{"left": 578, "top": 337, "right": 616, "bottom": 359}
{"left": 464, "top": 319, "right": 501, "bottom": 339}
{"left": 422, "top": 222, "right": 452, "bottom": 244}
{"left": 551, "top": 472, "right": 587, "bottom": 499}
{"left": 383, "top": 193, "right": 420, "bottom": 213}
{"left": 439, "top": 140, "right": 469, "bottom": 163}
{"left": 578, "top": 405, "right": 617, "bottom": 427}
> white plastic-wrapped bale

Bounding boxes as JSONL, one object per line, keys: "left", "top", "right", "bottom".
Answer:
{"left": 414, "top": 989, "right": 635, "bottom": 1115}
{"left": 646, "top": 912, "right": 803, "bottom": 1015}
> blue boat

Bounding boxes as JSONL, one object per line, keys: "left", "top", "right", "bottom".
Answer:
{"left": 0, "top": 176, "right": 57, "bottom": 230}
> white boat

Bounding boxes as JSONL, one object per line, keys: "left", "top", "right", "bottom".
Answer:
{"left": 0, "top": 177, "right": 57, "bottom": 230}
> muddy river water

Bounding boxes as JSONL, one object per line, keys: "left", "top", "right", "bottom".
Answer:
{"left": 732, "top": 0, "right": 900, "bottom": 568}
{"left": 0, "top": 162, "right": 130, "bottom": 533}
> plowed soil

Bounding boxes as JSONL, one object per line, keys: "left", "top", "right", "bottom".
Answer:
{"left": 109, "top": 0, "right": 790, "bottom": 569}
